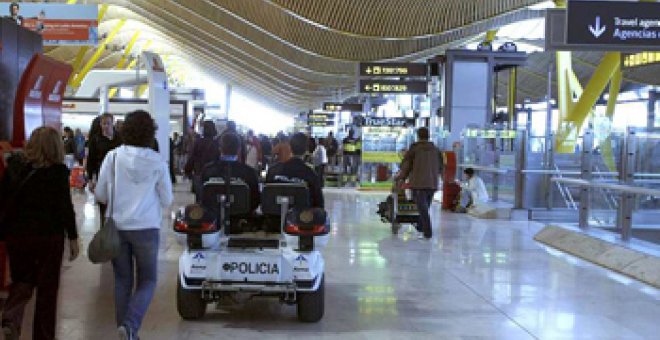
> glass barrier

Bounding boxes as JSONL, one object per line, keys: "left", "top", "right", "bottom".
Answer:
{"left": 630, "top": 131, "right": 660, "bottom": 242}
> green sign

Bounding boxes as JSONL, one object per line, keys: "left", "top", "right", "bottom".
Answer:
{"left": 362, "top": 151, "right": 402, "bottom": 163}
{"left": 463, "top": 129, "right": 517, "bottom": 139}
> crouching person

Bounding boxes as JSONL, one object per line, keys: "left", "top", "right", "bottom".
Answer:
{"left": 456, "top": 167, "right": 489, "bottom": 212}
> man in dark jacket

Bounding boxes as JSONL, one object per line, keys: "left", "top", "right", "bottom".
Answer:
{"left": 396, "top": 127, "right": 441, "bottom": 239}
{"left": 325, "top": 131, "right": 338, "bottom": 164}
{"left": 201, "top": 133, "right": 260, "bottom": 215}
{"left": 266, "top": 133, "right": 324, "bottom": 208}
{"left": 185, "top": 121, "right": 220, "bottom": 202}
{"left": 86, "top": 114, "right": 121, "bottom": 226}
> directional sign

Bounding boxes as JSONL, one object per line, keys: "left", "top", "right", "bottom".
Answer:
{"left": 322, "top": 103, "right": 363, "bottom": 112}
{"left": 566, "top": 1, "right": 660, "bottom": 50}
{"left": 307, "top": 113, "right": 335, "bottom": 127}
{"left": 359, "top": 63, "right": 427, "bottom": 77}
{"left": 358, "top": 80, "right": 427, "bottom": 94}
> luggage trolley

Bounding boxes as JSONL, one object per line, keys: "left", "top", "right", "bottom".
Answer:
{"left": 377, "top": 180, "right": 419, "bottom": 234}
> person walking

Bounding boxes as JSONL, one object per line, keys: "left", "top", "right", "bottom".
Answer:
{"left": 87, "top": 113, "right": 121, "bottom": 226}
{"left": 0, "top": 127, "right": 80, "bottom": 340}
{"left": 395, "top": 127, "right": 441, "bottom": 239}
{"left": 94, "top": 111, "right": 173, "bottom": 340}
{"left": 312, "top": 138, "right": 328, "bottom": 188}
{"left": 73, "top": 128, "right": 86, "bottom": 165}
{"left": 244, "top": 130, "right": 262, "bottom": 173}
{"left": 62, "top": 126, "right": 76, "bottom": 168}
{"left": 184, "top": 121, "right": 220, "bottom": 202}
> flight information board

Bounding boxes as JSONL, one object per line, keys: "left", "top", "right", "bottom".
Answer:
{"left": 358, "top": 80, "right": 427, "bottom": 94}
{"left": 359, "top": 62, "right": 427, "bottom": 77}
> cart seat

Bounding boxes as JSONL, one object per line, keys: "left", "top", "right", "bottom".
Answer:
{"left": 261, "top": 183, "right": 310, "bottom": 232}
{"left": 202, "top": 178, "right": 252, "bottom": 234}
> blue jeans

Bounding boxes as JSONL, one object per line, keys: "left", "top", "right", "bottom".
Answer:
{"left": 413, "top": 189, "right": 436, "bottom": 238}
{"left": 112, "top": 229, "right": 160, "bottom": 335}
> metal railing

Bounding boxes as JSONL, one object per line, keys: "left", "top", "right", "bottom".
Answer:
{"left": 552, "top": 177, "right": 660, "bottom": 241}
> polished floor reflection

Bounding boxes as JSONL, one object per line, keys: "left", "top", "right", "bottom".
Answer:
{"left": 15, "top": 183, "right": 660, "bottom": 339}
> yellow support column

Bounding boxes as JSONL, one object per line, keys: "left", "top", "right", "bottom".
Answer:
{"left": 109, "top": 40, "right": 152, "bottom": 98}
{"left": 508, "top": 67, "right": 517, "bottom": 127}
{"left": 116, "top": 31, "right": 141, "bottom": 69}
{"left": 600, "top": 58, "right": 622, "bottom": 171}
{"left": 68, "top": 4, "right": 110, "bottom": 86}
{"left": 71, "top": 19, "right": 126, "bottom": 88}
{"left": 108, "top": 32, "right": 142, "bottom": 98}
{"left": 556, "top": 53, "right": 621, "bottom": 150}
{"left": 485, "top": 30, "right": 498, "bottom": 43}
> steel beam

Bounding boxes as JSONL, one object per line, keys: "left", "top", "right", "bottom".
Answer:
{"left": 600, "top": 56, "right": 622, "bottom": 172}
{"left": 556, "top": 53, "right": 620, "bottom": 152}
{"left": 116, "top": 31, "right": 141, "bottom": 69}
{"left": 71, "top": 19, "right": 127, "bottom": 88}
{"left": 579, "top": 129, "right": 594, "bottom": 229}
{"left": 109, "top": 32, "right": 143, "bottom": 98}
{"left": 508, "top": 67, "right": 517, "bottom": 128}
{"left": 68, "top": 4, "right": 111, "bottom": 87}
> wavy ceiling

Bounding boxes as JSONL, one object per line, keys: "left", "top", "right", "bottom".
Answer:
{"left": 38, "top": 0, "right": 552, "bottom": 112}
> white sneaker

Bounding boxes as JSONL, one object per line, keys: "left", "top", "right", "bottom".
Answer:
{"left": 118, "top": 325, "right": 132, "bottom": 340}
{"left": 417, "top": 233, "right": 425, "bottom": 239}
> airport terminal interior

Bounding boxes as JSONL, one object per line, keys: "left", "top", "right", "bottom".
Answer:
{"left": 1, "top": 0, "right": 660, "bottom": 339}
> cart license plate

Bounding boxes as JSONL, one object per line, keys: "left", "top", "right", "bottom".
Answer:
{"left": 219, "top": 256, "right": 282, "bottom": 282}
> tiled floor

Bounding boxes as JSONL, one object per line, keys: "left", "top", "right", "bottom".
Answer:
{"left": 12, "top": 182, "right": 660, "bottom": 339}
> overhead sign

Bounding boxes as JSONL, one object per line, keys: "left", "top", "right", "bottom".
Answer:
{"left": 0, "top": 3, "right": 98, "bottom": 46}
{"left": 566, "top": 1, "right": 660, "bottom": 51}
{"left": 359, "top": 62, "right": 428, "bottom": 77}
{"left": 307, "top": 113, "right": 335, "bottom": 127}
{"left": 464, "top": 129, "right": 517, "bottom": 139}
{"left": 322, "top": 103, "right": 363, "bottom": 112}
{"left": 355, "top": 117, "right": 414, "bottom": 127}
{"left": 358, "top": 80, "right": 427, "bottom": 94}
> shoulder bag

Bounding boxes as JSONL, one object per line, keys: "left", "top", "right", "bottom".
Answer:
{"left": 88, "top": 153, "right": 121, "bottom": 263}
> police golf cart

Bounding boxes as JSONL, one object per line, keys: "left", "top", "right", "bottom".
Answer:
{"left": 173, "top": 170, "right": 328, "bottom": 323}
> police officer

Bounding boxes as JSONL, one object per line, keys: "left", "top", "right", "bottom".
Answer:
{"left": 201, "top": 133, "right": 260, "bottom": 215}
{"left": 266, "top": 132, "right": 324, "bottom": 208}
{"left": 342, "top": 128, "right": 360, "bottom": 181}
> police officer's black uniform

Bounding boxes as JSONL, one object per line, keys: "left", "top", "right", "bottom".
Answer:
{"left": 201, "top": 160, "right": 261, "bottom": 214}
{"left": 265, "top": 157, "right": 324, "bottom": 208}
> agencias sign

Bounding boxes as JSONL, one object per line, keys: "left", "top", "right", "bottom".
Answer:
{"left": 566, "top": 0, "right": 660, "bottom": 51}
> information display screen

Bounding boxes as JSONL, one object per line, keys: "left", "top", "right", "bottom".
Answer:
{"left": 0, "top": 2, "right": 98, "bottom": 46}
{"left": 358, "top": 80, "right": 427, "bottom": 94}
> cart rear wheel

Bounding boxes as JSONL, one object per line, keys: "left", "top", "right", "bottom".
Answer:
{"left": 297, "top": 276, "right": 325, "bottom": 323}
{"left": 177, "top": 277, "right": 206, "bottom": 320}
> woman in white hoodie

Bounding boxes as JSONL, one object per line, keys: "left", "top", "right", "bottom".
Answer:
{"left": 95, "top": 110, "right": 173, "bottom": 340}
